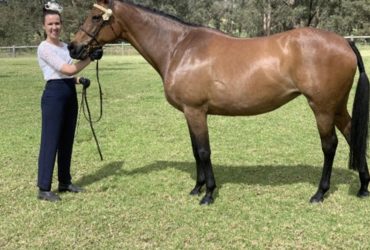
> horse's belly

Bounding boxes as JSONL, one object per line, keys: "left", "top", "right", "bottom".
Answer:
{"left": 207, "top": 83, "right": 300, "bottom": 116}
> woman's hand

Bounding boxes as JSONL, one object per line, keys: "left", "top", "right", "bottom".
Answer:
{"left": 90, "top": 48, "right": 103, "bottom": 61}
{"left": 78, "top": 77, "right": 91, "bottom": 89}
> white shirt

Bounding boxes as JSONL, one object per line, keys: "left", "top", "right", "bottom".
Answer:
{"left": 37, "top": 41, "right": 74, "bottom": 81}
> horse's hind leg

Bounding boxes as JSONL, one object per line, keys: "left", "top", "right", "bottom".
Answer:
{"left": 335, "top": 109, "right": 370, "bottom": 197}
{"left": 184, "top": 107, "right": 216, "bottom": 205}
{"left": 334, "top": 108, "right": 351, "bottom": 144}
{"left": 310, "top": 111, "right": 338, "bottom": 203}
{"left": 357, "top": 162, "right": 370, "bottom": 198}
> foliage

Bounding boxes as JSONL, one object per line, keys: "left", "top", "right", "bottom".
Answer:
{"left": 0, "top": 48, "right": 370, "bottom": 248}
{"left": 0, "top": 0, "right": 369, "bottom": 46}
{"left": 0, "top": 0, "right": 95, "bottom": 46}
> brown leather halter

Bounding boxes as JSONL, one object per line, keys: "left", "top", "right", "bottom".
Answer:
{"left": 79, "top": 0, "right": 117, "bottom": 49}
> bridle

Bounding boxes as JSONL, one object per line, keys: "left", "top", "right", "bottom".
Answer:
{"left": 77, "top": 1, "right": 116, "bottom": 161}
{"left": 79, "top": 0, "right": 116, "bottom": 50}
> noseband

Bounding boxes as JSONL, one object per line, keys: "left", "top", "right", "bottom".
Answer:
{"left": 79, "top": 1, "right": 116, "bottom": 49}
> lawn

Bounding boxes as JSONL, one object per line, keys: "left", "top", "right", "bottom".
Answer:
{"left": 0, "top": 47, "right": 370, "bottom": 249}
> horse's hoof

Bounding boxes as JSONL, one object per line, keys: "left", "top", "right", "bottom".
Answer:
{"left": 309, "top": 195, "right": 324, "bottom": 204}
{"left": 357, "top": 190, "right": 369, "bottom": 198}
{"left": 199, "top": 196, "right": 213, "bottom": 205}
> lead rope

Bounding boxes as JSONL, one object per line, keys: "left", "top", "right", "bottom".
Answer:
{"left": 77, "top": 60, "right": 104, "bottom": 161}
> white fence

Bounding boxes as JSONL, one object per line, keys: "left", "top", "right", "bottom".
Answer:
{"left": 344, "top": 35, "right": 370, "bottom": 42}
{"left": 1, "top": 36, "right": 369, "bottom": 58}
{"left": 0, "top": 45, "right": 38, "bottom": 58}
{"left": 0, "top": 43, "right": 138, "bottom": 58}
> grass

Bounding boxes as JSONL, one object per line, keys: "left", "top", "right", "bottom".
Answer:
{"left": 0, "top": 48, "right": 370, "bottom": 249}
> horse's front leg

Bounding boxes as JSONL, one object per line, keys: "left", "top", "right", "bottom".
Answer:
{"left": 188, "top": 130, "right": 206, "bottom": 196}
{"left": 185, "top": 107, "right": 216, "bottom": 205}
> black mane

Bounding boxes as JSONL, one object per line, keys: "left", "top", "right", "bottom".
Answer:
{"left": 117, "top": 0, "right": 202, "bottom": 28}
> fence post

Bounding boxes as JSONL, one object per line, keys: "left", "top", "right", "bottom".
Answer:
{"left": 12, "top": 45, "right": 16, "bottom": 57}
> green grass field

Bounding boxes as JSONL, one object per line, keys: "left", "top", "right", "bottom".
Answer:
{"left": 1, "top": 48, "right": 370, "bottom": 249}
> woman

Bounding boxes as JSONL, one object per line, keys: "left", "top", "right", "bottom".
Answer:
{"left": 37, "top": 1, "right": 102, "bottom": 202}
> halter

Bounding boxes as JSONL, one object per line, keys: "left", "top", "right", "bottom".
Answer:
{"left": 77, "top": 1, "right": 115, "bottom": 161}
{"left": 79, "top": 0, "right": 116, "bottom": 49}
{"left": 93, "top": 4, "right": 113, "bottom": 21}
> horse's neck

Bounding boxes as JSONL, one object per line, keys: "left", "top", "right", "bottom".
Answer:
{"left": 117, "top": 2, "right": 191, "bottom": 78}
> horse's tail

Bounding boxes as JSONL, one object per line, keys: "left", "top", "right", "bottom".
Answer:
{"left": 349, "top": 41, "right": 369, "bottom": 172}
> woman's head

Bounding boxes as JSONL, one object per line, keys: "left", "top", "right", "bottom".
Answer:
{"left": 43, "top": 10, "right": 62, "bottom": 41}
{"left": 42, "top": 2, "right": 63, "bottom": 41}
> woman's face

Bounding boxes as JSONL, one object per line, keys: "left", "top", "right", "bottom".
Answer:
{"left": 43, "top": 14, "right": 62, "bottom": 41}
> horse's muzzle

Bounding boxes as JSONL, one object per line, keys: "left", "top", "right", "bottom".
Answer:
{"left": 68, "top": 42, "right": 89, "bottom": 60}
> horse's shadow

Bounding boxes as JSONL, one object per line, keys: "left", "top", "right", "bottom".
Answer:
{"left": 76, "top": 160, "right": 359, "bottom": 197}
{"left": 130, "top": 161, "right": 359, "bottom": 197}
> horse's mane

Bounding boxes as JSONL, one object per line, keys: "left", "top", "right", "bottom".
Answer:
{"left": 117, "top": 0, "right": 203, "bottom": 28}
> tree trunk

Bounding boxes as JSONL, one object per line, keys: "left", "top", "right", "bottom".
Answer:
{"left": 263, "top": 0, "right": 272, "bottom": 35}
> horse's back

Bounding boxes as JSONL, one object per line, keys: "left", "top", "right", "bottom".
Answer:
{"left": 166, "top": 27, "right": 357, "bottom": 116}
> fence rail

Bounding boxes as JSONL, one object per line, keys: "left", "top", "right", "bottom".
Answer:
{"left": 0, "top": 43, "right": 138, "bottom": 58}
{"left": 344, "top": 35, "right": 370, "bottom": 41}
{"left": 1, "top": 36, "right": 369, "bottom": 58}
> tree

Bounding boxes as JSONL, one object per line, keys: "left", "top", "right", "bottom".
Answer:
{"left": 319, "top": 0, "right": 370, "bottom": 35}
{"left": 0, "top": 0, "right": 369, "bottom": 46}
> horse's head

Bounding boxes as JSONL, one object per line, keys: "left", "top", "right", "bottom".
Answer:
{"left": 68, "top": 0, "right": 120, "bottom": 60}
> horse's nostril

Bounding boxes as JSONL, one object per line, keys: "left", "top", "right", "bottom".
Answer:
{"left": 67, "top": 43, "right": 73, "bottom": 50}
{"left": 68, "top": 43, "right": 88, "bottom": 60}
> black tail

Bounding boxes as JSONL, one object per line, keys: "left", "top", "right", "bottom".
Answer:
{"left": 349, "top": 41, "right": 369, "bottom": 171}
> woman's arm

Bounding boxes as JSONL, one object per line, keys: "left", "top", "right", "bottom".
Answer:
{"left": 60, "top": 58, "right": 91, "bottom": 76}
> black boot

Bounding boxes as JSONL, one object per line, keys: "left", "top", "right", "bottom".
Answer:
{"left": 58, "top": 183, "right": 84, "bottom": 193}
{"left": 38, "top": 191, "right": 61, "bottom": 202}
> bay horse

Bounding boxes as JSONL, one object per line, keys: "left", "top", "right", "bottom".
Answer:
{"left": 68, "top": 0, "right": 370, "bottom": 205}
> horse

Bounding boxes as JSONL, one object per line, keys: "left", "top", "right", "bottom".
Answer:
{"left": 68, "top": 0, "right": 370, "bottom": 205}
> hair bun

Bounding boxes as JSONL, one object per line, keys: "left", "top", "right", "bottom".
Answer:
{"left": 44, "top": 1, "right": 63, "bottom": 13}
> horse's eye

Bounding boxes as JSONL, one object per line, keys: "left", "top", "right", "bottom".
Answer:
{"left": 92, "top": 15, "right": 102, "bottom": 21}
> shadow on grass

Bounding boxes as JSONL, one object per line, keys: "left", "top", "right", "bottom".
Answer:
{"left": 75, "top": 160, "right": 361, "bottom": 200}
{"left": 74, "top": 161, "right": 124, "bottom": 187}
{"left": 124, "top": 161, "right": 360, "bottom": 198}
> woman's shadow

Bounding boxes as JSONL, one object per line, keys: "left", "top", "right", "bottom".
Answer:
{"left": 74, "top": 161, "right": 125, "bottom": 187}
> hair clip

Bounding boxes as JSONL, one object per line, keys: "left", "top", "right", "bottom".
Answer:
{"left": 44, "top": 1, "right": 63, "bottom": 13}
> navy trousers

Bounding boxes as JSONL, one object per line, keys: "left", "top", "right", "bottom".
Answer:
{"left": 37, "top": 78, "right": 78, "bottom": 191}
